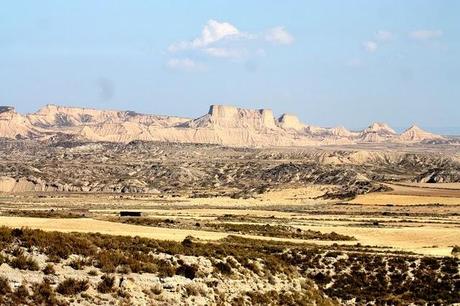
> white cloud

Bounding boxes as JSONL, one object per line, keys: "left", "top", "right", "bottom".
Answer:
{"left": 363, "top": 41, "right": 378, "bottom": 52}
{"left": 169, "top": 19, "right": 243, "bottom": 52}
{"left": 196, "top": 20, "right": 241, "bottom": 46}
{"left": 409, "top": 30, "right": 443, "bottom": 41}
{"left": 375, "top": 30, "right": 394, "bottom": 42}
{"left": 265, "top": 26, "right": 294, "bottom": 45}
{"left": 168, "top": 20, "right": 293, "bottom": 63}
{"left": 167, "top": 58, "right": 202, "bottom": 71}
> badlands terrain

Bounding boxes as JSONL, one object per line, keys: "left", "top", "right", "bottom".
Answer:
{"left": 0, "top": 104, "right": 454, "bottom": 146}
{"left": 0, "top": 105, "right": 459, "bottom": 305}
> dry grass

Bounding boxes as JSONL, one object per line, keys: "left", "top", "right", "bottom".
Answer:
{"left": 349, "top": 194, "right": 460, "bottom": 205}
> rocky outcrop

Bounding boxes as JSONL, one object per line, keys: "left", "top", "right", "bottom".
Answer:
{"left": 278, "top": 113, "right": 304, "bottom": 130}
{"left": 399, "top": 125, "right": 445, "bottom": 142}
{"left": 358, "top": 122, "right": 397, "bottom": 142}
{"left": 0, "top": 104, "right": 448, "bottom": 147}
{"left": 0, "top": 106, "right": 43, "bottom": 139}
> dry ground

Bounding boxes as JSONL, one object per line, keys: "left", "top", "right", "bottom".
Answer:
{"left": 349, "top": 182, "right": 460, "bottom": 205}
{"left": 1, "top": 183, "right": 459, "bottom": 257}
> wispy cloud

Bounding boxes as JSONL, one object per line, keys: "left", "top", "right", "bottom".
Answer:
{"left": 409, "top": 30, "right": 443, "bottom": 41}
{"left": 265, "top": 26, "right": 294, "bottom": 45}
{"left": 167, "top": 19, "right": 294, "bottom": 63}
{"left": 203, "top": 47, "right": 246, "bottom": 59}
{"left": 363, "top": 41, "right": 378, "bottom": 52}
{"left": 167, "top": 58, "right": 203, "bottom": 71}
{"left": 168, "top": 20, "right": 246, "bottom": 52}
{"left": 362, "top": 30, "right": 393, "bottom": 54}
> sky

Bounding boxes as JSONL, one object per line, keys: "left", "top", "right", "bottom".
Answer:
{"left": 1, "top": 1, "right": 459, "bottom": 133}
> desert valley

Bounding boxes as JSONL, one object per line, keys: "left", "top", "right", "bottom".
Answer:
{"left": 0, "top": 104, "right": 458, "bottom": 305}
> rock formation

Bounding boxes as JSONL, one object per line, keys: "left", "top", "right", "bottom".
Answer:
{"left": 399, "top": 125, "right": 445, "bottom": 142}
{"left": 0, "top": 104, "right": 447, "bottom": 147}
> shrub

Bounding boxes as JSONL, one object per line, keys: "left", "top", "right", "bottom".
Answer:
{"left": 43, "top": 263, "right": 56, "bottom": 275}
{"left": 13, "top": 284, "right": 29, "bottom": 303}
{"left": 68, "top": 258, "right": 89, "bottom": 270}
{"left": 0, "top": 253, "right": 8, "bottom": 265}
{"left": 157, "top": 260, "right": 176, "bottom": 277}
{"left": 97, "top": 275, "right": 115, "bottom": 294}
{"left": 88, "top": 269, "right": 99, "bottom": 276}
{"left": 10, "top": 255, "right": 40, "bottom": 271}
{"left": 176, "top": 264, "right": 198, "bottom": 279}
{"left": 451, "top": 245, "right": 460, "bottom": 255}
{"left": 56, "top": 278, "right": 89, "bottom": 295}
{"left": 31, "top": 279, "right": 60, "bottom": 305}
{"left": 182, "top": 236, "right": 194, "bottom": 248}
{"left": 0, "top": 276, "right": 11, "bottom": 295}
{"left": 214, "top": 261, "right": 232, "bottom": 275}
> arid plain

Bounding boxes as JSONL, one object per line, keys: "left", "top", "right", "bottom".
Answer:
{"left": 0, "top": 137, "right": 459, "bottom": 305}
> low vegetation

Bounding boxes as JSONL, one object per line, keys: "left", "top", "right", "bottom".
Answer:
{"left": 0, "top": 226, "right": 458, "bottom": 305}
{"left": 1, "top": 209, "right": 89, "bottom": 219}
{"left": 56, "top": 278, "right": 89, "bottom": 295}
{"left": 110, "top": 217, "right": 356, "bottom": 241}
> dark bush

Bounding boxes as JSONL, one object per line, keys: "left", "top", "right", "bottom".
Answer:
{"left": 176, "top": 264, "right": 198, "bottom": 279}
{"left": 215, "top": 261, "right": 232, "bottom": 275}
{"left": 97, "top": 275, "right": 115, "bottom": 293}
{"left": 56, "top": 278, "right": 89, "bottom": 296}
{"left": 0, "top": 277, "right": 11, "bottom": 295}
{"left": 31, "top": 279, "right": 60, "bottom": 305}
{"left": 68, "top": 258, "right": 89, "bottom": 270}
{"left": 10, "top": 255, "right": 39, "bottom": 271}
{"left": 13, "top": 284, "right": 29, "bottom": 304}
{"left": 43, "top": 263, "right": 56, "bottom": 275}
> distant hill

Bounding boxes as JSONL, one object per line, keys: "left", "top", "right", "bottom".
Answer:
{"left": 0, "top": 104, "right": 449, "bottom": 147}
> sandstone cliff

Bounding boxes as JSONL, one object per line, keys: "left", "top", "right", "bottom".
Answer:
{"left": 0, "top": 104, "right": 447, "bottom": 147}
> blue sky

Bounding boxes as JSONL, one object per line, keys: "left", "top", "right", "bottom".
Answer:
{"left": 1, "top": 1, "right": 459, "bottom": 133}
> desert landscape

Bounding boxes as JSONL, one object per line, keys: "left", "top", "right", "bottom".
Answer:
{"left": 1, "top": 2, "right": 459, "bottom": 305}
{"left": 0, "top": 107, "right": 459, "bottom": 305}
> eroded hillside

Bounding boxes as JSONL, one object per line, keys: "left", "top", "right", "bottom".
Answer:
{"left": 1, "top": 140, "right": 459, "bottom": 199}
{"left": 0, "top": 104, "right": 452, "bottom": 146}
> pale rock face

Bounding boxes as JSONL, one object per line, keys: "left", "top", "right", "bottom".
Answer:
{"left": 208, "top": 104, "right": 238, "bottom": 118}
{"left": 28, "top": 104, "right": 190, "bottom": 128}
{"left": 0, "top": 104, "right": 447, "bottom": 147}
{"left": 328, "top": 126, "right": 356, "bottom": 137}
{"left": 399, "top": 125, "right": 444, "bottom": 142}
{"left": 0, "top": 106, "right": 42, "bottom": 138}
{"left": 278, "top": 113, "right": 304, "bottom": 130}
{"left": 358, "top": 122, "right": 397, "bottom": 142}
{"left": 362, "top": 122, "right": 396, "bottom": 135}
